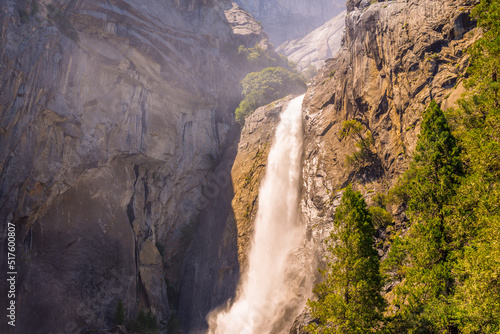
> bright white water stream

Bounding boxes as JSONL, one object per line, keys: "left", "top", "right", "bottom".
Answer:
{"left": 208, "top": 94, "right": 306, "bottom": 334}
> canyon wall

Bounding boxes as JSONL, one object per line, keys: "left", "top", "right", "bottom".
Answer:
{"left": 301, "top": 0, "right": 479, "bottom": 220}
{"left": 0, "top": 0, "right": 268, "bottom": 333}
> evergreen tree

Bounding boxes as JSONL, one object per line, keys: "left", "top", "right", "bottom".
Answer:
{"left": 307, "top": 185, "right": 385, "bottom": 334}
{"left": 446, "top": 1, "right": 500, "bottom": 331}
{"left": 386, "top": 101, "right": 462, "bottom": 332}
{"left": 114, "top": 299, "right": 125, "bottom": 326}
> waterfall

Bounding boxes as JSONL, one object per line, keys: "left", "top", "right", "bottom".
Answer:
{"left": 208, "top": 94, "right": 307, "bottom": 334}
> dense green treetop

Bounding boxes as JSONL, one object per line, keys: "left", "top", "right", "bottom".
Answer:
{"left": 235, "top": 67, "right": 306, "bottom": 124}
{"left": 307, "top": 185, "right": 385, "bottom": 334}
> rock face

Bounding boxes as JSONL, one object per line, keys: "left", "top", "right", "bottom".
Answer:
{"left": 234, "top": 0, "right": 345, "bottom": 45}
{"left": 227, "top": 96, "right": 294, "bottom": 268}
{"left": 292, "top": 0, "right": 480, "bottom": 330}
{"left": 302, "top": 0, "right": 479, "bottom": 206}
{"left": 224, "top": 2, "right": 269, "bottom": 48}
{"left": 176, "top": 131, "right": 241, "bottom": 333}
{"left": 0, "top": 0, "right": 270, "bottom": 333}
{"left": 277, "top": 11, "right": 346, "bottom": 71}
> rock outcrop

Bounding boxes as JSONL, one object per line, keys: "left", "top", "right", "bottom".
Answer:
{"left": 224, "top": 2, "right": 270, "bottom": 48}
{"left": 277, "top": 11, "right": 346, "bottom": 71}
{"left": 234, "top": 0, "right": 345, "bottom": 45}
{"left": 302, "top": 0, "right": 479, "bottom": 208}
{"left": 0, "top": 0, "right": 271, "bottom": 333}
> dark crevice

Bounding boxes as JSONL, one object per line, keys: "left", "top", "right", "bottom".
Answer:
{"left": 126, "top": 164, "right": 140, "bottom": 303}
{"left": 321, "top": 93, "right": 335, "bottom": 109}
{"left": 374, "top": 94, "right": 389, "bottom": 121}
{"left": 427, "top": 40, "right": 446, "bottom": 54}
{"left": 144, "top": 177, "right": 150, "bottom": 211}
{"left": 320, "top": 122, "right": 334, "bottom": 137}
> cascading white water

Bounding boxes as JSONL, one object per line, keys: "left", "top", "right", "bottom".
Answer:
{"left": 208, "top": 94, "right": 306, "bottom": 334}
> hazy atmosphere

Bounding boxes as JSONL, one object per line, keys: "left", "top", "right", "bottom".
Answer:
{"left": 1, "top": 0, "right": 499, "bottom": 333}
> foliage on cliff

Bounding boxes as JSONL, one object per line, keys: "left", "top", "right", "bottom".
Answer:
{"left": 236, "top": 44, "right": 295, "bottom": 71}
{"left": 307, "top": 185, "right": 385, "bottom": 333}
{"left": 385, "top": 101, "right": 462, "bottom": 333}
{"left": 446, "top": 0, "right": 500, "bottom": 331}
{"left": 309, "top": 0, "right": 500, "bottom": 332}
{"left": 383, "top": 0, "right": 500, "bottom": 332}
{"left": 224, "top": 41, "right": 306, "bottom": 125}
{"left": 235, "top": 67, "right": 306, "bottom": 124}
{"left": 338, "top": 120, "right": 376, "bottom": 168}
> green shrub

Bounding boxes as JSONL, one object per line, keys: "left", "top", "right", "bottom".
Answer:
{"left": 372, "top": 192, "right": 387, "bottom": 208}
{"left": 339, "top": 120, "right": 375, "bottom": 167}
{"left": 235, "top": 66, "right": 306, "bottom": 124}
{"left": 237, "top": 44, "right": 286, "bottom": 70}
{"left": 368, "top": 206, "right": 393, "bottom": 228}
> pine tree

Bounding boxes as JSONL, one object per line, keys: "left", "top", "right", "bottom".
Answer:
{"left": 307, "top": 185, "right": 385, "bottom": 334}
{"left": 446, "top": 1, "right": 500, "bottom": 331}
{"left": 386, "top": 101, "right": 462, "bottom": 332}
{"left": 114, "top": 299, "right": 125, "bottom": 326}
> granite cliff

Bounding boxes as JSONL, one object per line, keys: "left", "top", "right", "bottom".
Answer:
{"left": 0, "top": 0, "right": 269, "bottom": 333}
{"left": 276, "top": 10, "right": 346, "bottom": 71}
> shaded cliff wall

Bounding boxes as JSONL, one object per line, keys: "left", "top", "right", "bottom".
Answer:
{"left": 173, "top": 3, "right": 293, "bottom": 333}
{"left": 0, "top": 0, "right": 266, "bottom": 332}
{"left": 177, "top": 96, "right": 300, "bottom": 333}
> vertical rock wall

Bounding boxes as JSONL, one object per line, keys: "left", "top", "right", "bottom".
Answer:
{"left": 0, "top": 0, "right": 262, "bottom": 332}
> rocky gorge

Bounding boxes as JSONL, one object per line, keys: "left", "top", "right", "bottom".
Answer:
{"left": 0, "top": 0, "right": 486, "bottom": 333}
